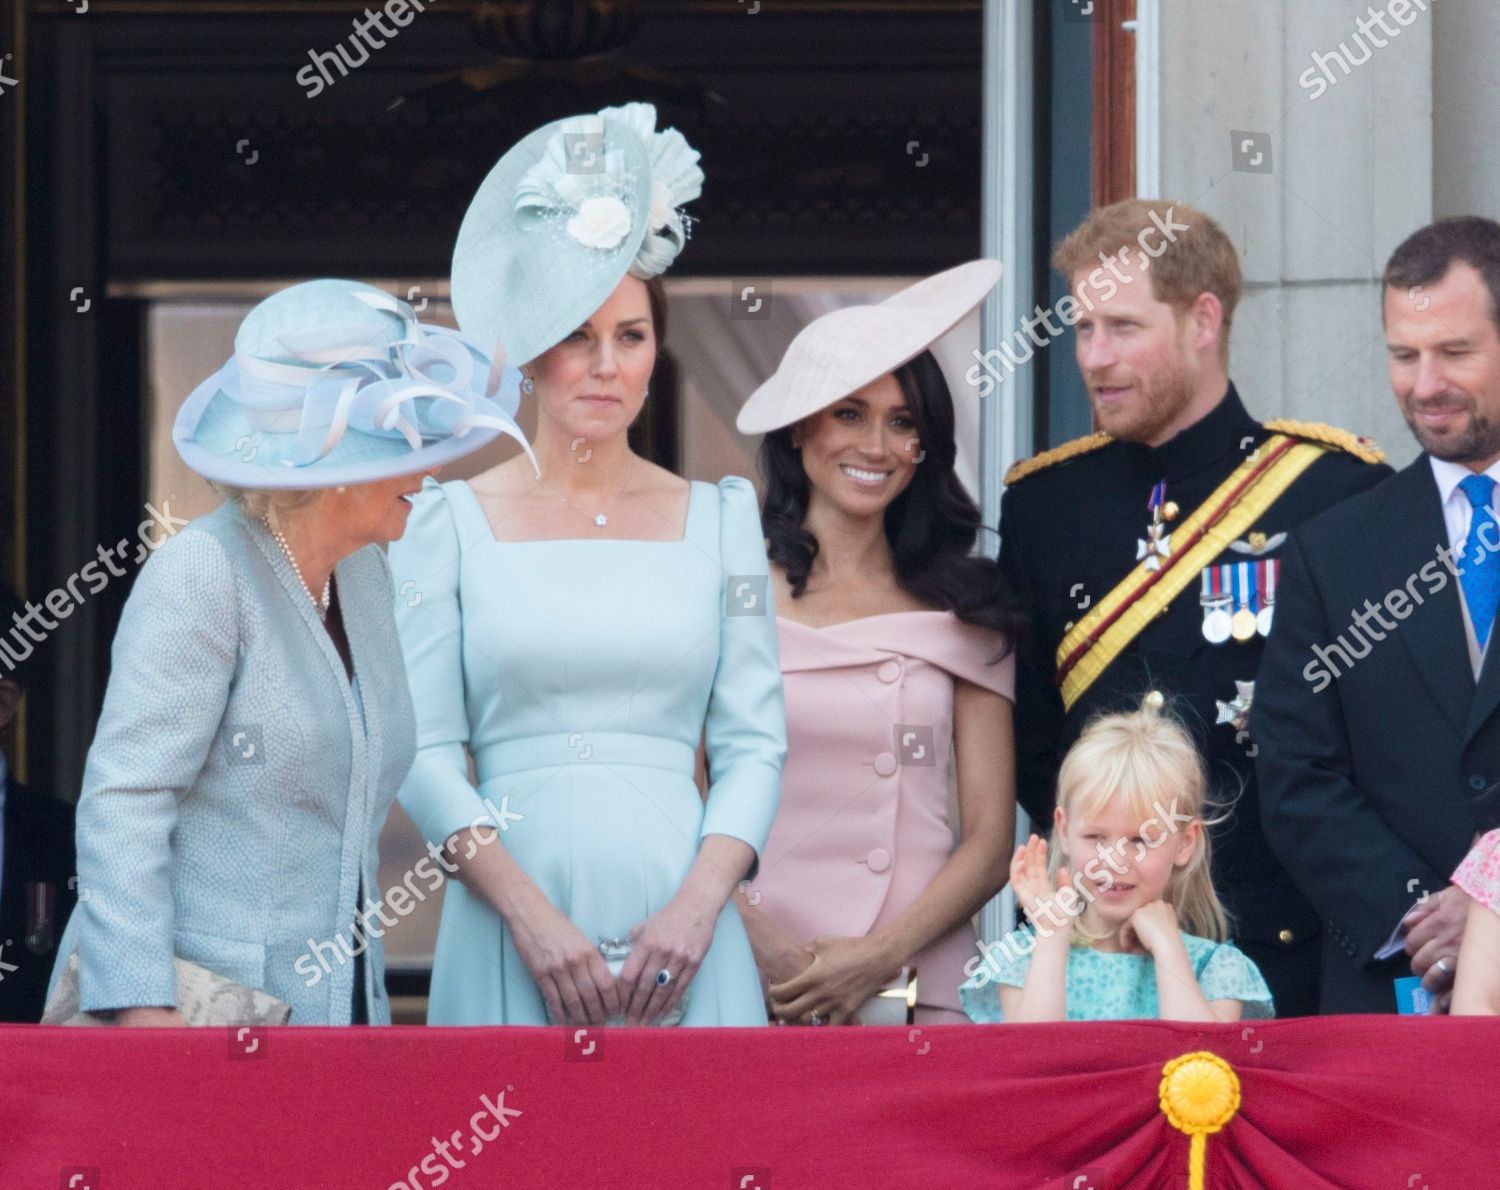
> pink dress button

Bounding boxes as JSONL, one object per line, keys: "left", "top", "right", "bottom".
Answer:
{"left": 877, "top": 659, "right": 902, "bottom": 683}
{"left": 866, "top": 847, "right": 892, "bottom": 873}
{"left": 873, "top": 752, "right": 898, "bottom": 777}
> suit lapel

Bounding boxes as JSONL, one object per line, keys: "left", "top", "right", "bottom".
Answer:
{"left": 1376, "top": 458, "right": 1474, "bottom": 735}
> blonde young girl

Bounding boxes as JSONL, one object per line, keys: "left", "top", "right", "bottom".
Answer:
{"left": 960, "top": 702, "right": 1273, "bottom": 1022}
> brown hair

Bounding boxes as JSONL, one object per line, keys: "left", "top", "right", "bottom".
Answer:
{"left": 644, "top": 274, "right": 668, "bottom": 343}
{"left": 1052, "top": 199, "right": 1241, "bottom": 364}
{"left": 1384, "top": 216, "right": 1500, "bottom": 336}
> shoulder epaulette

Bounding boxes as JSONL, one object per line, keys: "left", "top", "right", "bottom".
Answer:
{"left": 1004, "top": 432, "right": 1113, "bottom": 486}
{"left": 1264, "top": 419, "right": 1386, "bottom": 464}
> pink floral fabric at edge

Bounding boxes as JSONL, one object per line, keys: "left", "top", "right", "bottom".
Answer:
{"left": 1452, "top": 828, "right": 1500, "bottom": 912}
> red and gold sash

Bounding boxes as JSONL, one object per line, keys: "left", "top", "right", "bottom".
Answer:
{"left": 1055, "top": 434, "right": 1326, "bottom": 711}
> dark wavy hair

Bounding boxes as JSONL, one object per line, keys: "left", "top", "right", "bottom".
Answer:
{"left": 759, "top": 349, "right": 1024, "bottom": 652}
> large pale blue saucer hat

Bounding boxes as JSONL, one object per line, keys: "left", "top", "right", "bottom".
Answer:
{"left": 452, "top": 102, "right": 705, "bottom": 367}
{"left": 173, "top": 279, "right": 536, "bottom": 489}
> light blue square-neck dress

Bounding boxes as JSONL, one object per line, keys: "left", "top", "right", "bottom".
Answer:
{"left": 389, "top": 475, "right": 786, "bottom": 1025}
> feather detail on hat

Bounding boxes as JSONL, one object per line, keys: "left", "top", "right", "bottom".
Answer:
{"left": 603, "top": 103, "right": 704, "bottom": 278}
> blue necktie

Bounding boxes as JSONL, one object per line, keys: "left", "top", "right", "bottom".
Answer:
{"left": 1459, "top": 474, "right": 1500, "bottom": 649}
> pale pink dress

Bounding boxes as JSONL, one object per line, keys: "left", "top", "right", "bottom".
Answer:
{"left": 1453, "top": 829, "right": 1500, "bottom": 912}
{"left": 747, "top": 610, "right": 1014, "bottom": 1024}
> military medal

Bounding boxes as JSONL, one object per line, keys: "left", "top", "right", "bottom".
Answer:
{"left": 1231, "top": 563, "right": 1258, "bottom": 642}
{"left": 1215, "top": 680, "right": 1255, "bottom": 731}
{"left": 1256, "top": 558, "right": 1277, "bottom": 637}
{"left": 1136, "top": 481, "right": 1173, "bottom": 572}
{"left": 1200, "top": 567, "right": 1233, "bottom": 644}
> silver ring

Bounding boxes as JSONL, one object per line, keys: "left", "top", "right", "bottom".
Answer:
{"left": 656, "top": 967, "right": 673, "bottom": 987}
{"left": 1436, "top": 957, "right": 1453, "bottom": 976}
{"left": 808, "top": 1013, "right": 824, "bottom": 1026}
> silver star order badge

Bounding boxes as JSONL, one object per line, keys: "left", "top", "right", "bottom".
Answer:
{"left": 1215, "top": 680, "right": 1255, "bottom": 732}
{"left": 1136, "top": 522, "right": 1173, "bottom": 572}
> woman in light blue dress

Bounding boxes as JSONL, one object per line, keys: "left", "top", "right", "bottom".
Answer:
{"left": 391, "top": 104, "right": 786, "bottom": 1027}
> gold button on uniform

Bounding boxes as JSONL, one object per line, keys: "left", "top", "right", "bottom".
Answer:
{"left": 1278, "top": 929, "right": 1294, "bottom": 945}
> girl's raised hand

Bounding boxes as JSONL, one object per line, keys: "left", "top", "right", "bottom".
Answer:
{"left": 1010, "top": 835, "right": 1060, "bottom": 924}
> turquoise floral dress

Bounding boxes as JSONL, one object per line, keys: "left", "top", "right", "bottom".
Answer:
{"left": 959, "top": 927, "right": 1274, "bottom": 1022}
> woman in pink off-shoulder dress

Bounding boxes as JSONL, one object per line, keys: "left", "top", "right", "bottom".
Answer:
{"left": 1451, "top": 829, "right": 1500, "bottom": 1014}
{"left": 733, "top": 262, "right": 1022, "bottom": 1025}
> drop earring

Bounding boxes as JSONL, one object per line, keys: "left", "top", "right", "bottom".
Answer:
{"left": 520, "top": 373, "right": 535, "bottom": 395}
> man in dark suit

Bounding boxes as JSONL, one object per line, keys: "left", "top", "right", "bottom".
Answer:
{"left": 1254, "top": 216, "right": 1500, "bottom": 1014}
{"left": 0, "top": 582, "right": 78, "bottom": 1022}
{"left": 1000, "top": 199, "right": 1391, "bottom": 1017}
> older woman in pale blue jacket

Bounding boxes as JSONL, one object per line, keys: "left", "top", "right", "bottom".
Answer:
{"left": 48, "top": 279, "right": 530, "bottom": 1026}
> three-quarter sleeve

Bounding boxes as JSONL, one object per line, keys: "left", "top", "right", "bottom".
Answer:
{"left": 390, "top": 479, "right": 494, "bottom": 847}
{"left": 700, "top": 476, "right": 787, "bottom": 880}
{"left": 76, "top": 529, "right": 239, "bottom": 1012}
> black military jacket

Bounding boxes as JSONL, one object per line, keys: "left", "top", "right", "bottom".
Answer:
{"left": 998, "top": 384, "right": 1391, "bottom": 952}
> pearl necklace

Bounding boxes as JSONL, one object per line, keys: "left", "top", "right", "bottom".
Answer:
{"left": 263, "top": 516, "right": 331, "bottom": 620}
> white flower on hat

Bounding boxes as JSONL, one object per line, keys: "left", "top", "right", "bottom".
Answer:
{"left": 649, "top": 179, "right": 675, "bottom": 233}
{"left": 509, "top": 103, "right": 702, "bottom": 276}
{"left": 598, "top": 103, "right": 704, "bottom": 279}
{"left": 566, "top": 195, "right": 633, "bottom": 251}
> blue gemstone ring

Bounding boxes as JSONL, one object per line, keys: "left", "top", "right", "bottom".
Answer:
{"left": 656, "top": 968, "right": 674, "bottom": 987}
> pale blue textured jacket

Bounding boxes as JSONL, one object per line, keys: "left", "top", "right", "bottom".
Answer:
{"left": 49, "top": 502, "right": 415, "bottom": 1025}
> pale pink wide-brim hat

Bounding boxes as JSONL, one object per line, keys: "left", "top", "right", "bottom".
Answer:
{"left": 735, "top": 258, "right": 1003, "bottom": 435}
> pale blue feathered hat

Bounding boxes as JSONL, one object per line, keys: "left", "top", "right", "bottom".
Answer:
{"left": 174, "top": 279, "right": 536, "bottom": 489}
{"left": 451, "top": 102, "right": 705, "bottom": 366}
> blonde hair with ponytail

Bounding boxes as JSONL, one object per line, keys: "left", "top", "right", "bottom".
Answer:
{"left": 1048, "top": 698, "right": 1231, "bottom": 945}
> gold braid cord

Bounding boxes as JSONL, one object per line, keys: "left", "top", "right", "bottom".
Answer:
{"left": 1263, "top": 418, "right": 1385, "bottom": 464}
{"left": 1003, "top": 432, "right": 1113, "bottom": 486}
